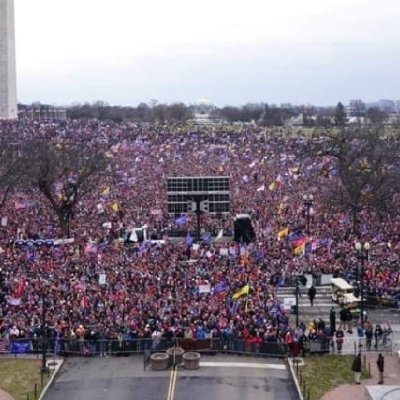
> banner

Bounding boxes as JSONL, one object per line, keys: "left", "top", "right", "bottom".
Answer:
{"left": 198, "top": 284, "right": 211, "bottom": 294}
{"left": 150, "top": 209, "right": 162, "bottom": 215}
{"left": 99, "top": 273, "right": 106, "bottom": 285}
{"left": 8, "top": 298, "right": 22, "bottom": 306}
{"left": 11, "top": 340, "right": 31, "bottom": 354}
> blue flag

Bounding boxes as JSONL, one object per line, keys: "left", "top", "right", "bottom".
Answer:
{"left": 287, "top": 229, "right": 304, "bottom": 244}
{"left": 185, "top": 232, "right": 193, "bottom": 247}
{"left": 175, "top": 215, "right": 187, "bottom": 226}
{"left": 202, "top": 232, "right": 212, "bottom": 244}
{"left": 214, "top": 282, "right": 228, "bottom": 295}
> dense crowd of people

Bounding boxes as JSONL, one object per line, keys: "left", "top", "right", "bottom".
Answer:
{"left": 0, "top": 119, "right": 399, "bottom": 355}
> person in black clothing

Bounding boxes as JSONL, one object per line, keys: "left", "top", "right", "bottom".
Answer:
{"left": 365, "top": 324, "right": 373, "bottom": 351}
{"left": 374, "top": 324, "right": 383, "bottom": 350}
{"left": 339, "top": 307, "right": 347, "bottom": 330}
{"left": 351, "top": 352, "right": 362, "bottom": 384}
{"left": 308, "top": 286, "right": 316, "bottom": 307}
{"left": 377, "top": 353, "right": 384, "bottom": 384}
{"left": 346, "top": 308, "right": 353, "bottom": 334}
{"left": 329, "top": 308, "right": 336, "bottom": 335}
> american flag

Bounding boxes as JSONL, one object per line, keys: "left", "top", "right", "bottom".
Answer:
{"left": 0, "top": 341, "right": 7, "bottom": 353}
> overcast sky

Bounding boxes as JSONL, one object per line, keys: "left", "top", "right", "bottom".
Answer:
{"left": 14, "top": 0, "right": 400, "bottom": 106}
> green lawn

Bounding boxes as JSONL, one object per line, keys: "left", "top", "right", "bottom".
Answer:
{"left": 0, "top": 359, "right": 51, "bottom": 400}
{"left": 296, "top": 355, "right": 369, "bottom": 400}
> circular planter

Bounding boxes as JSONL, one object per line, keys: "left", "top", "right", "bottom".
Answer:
{"left": 150, "top": 352, "right": 169, "bottom": 370}
{"left": 166, "top": 347, "right": 184, "bottom": 366}
{"left": 183, "top": 352, "right": 201, "bottom": 370}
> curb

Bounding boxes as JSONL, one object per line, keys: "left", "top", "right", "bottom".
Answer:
{"left": 38, "top": 359, "right": 64, "bottom": 400}
{"left": 287, "top": 358, "right": 304, "bottom": 400}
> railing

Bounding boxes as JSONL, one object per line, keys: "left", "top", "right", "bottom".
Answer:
{"left": 293, "top": 358, "right": 312, "bottom": 400}
{"left": 1, "top": 332, "right": 392, "bottom": 360}
{"left": 0, "top": 337, "right": 286, "bottom": 358}
{"left": 25, "top": 372, "right": 50, "bottom": 400}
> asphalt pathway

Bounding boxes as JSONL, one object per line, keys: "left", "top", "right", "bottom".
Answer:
{"left": 43, "top": 355, "right": 298, "bottom": 400}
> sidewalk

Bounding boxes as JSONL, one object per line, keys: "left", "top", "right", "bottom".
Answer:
{"left": 0, "top": 390, "right": 15, "bottom": 400}
{"left": 321, "top": 353, "right": 400, "bottom": 400}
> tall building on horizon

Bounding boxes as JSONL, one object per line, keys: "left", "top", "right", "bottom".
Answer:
{"left": 0, "top": 0, "right": 17, "bottom": 119}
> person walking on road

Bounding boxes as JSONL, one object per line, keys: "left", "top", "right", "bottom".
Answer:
{"left": 351, "top": 352, "right": 362, "bottom": 384}
{"left": 308, "top": 285, "right": 316, "bottom": 307}
{"left": 377, "top": 353, "right": 384, "bottom": 384}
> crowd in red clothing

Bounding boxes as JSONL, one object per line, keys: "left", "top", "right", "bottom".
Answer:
{"left": 0, "top": 119, "right": 399, "bottom": 349}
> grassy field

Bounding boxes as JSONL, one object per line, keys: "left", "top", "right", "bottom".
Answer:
{"left": 0, "top": 359, "right": 51, "bottom": 400}
{"left": 296, "top": 355, "right": 369, "bottom": 400}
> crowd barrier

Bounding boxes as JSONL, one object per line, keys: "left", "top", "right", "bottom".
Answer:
{"left": 0, "top": 332, "right": 392, "bottom": 359}
{"left": 0, "top": 337, "right": 286, "bottom": 358}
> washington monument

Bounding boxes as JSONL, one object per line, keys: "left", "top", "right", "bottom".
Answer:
{"left": 0, "top": 0, "right": 17, "bottom": 119}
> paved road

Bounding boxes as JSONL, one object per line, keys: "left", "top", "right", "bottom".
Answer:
{"left": 44, "top": 356, "right": 298, "bottom": 400}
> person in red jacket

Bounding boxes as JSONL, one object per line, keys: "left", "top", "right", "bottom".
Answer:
{"left": 335, "top": 328, "right": 344, "bottom": 353}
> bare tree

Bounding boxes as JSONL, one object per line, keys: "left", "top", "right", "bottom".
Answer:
{"left": 23, "top": 140, "right": 108, "bottom": 237}
{"left": 310, "top": 127, "right": 400, "bottom": 234}
{"left": 0, "top": 139, "right": 24, "bottom": 210}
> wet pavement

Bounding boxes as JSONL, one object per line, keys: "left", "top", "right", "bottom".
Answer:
{"left": 43, "top": 355, "right": 298, "bottom": 400}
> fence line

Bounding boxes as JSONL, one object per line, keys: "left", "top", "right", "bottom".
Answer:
{"left": 0, "top": 332, "right": 392, "bottom": 360}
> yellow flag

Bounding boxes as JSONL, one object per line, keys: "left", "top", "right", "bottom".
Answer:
{"left": 277, "top": 202, "right": 284, "bottom": 215}
{"left": 361, "top": 158, "right": 370, "bottom": 171}
{"left": 101, "top": 187, "right": 110, "bottom": 196}
{"left": 277, "top": 227, "right": 289, "bottom": 240}
{"left": 232, "top": 284, "right": 250, "bottom": 300}
{"left": 268, "top": 181, "right": 275, "bottom": 191}
{"left": 112, "top": 202, "right": 119, "bottom": 212}
{"left": 293, "top": 243, "right": 305, "bottom": 256}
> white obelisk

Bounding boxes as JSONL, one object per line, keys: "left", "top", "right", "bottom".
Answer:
{"left": 0, "top": 0, "right": 17, "bottom": 119}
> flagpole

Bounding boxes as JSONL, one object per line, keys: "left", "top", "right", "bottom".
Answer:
{"left": 196, "top": 202, "right": 201, "bottom": 242}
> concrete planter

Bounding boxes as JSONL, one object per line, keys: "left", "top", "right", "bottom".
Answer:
{"left": 183, "top": 352, "right": 201, "bottom": 370}
{"left": 150, "top": 352, "right": 169, "bottom": 370}
{"left": 167, "top": 347, "right": 184, "bottom": 366}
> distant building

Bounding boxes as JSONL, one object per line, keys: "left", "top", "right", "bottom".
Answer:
{"left": 19, "top": 106, "right": 67, "bottom": 121}
{"left": 348, "top": 99, "right": 366, "bottom": 116}
{"left": 347, "top": 116, "right": 367, "bottom": 125}
{"left": 286, "top": 113, "right": 304, "bottom": 127}
{"left": 193, "top": 98, "right": 215, "bottom": 124}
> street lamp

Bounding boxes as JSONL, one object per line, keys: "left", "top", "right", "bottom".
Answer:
{"left": 355, "top": 241, "right": 370, "bottom": 326}
{"left": 41, "top": 293, "right": 48, "bottom": 373}
{"left": 302, "top": 194, "right": 314, "bottom": 234}
{"left": 295, "top": 279, "right": 300, "bottom": 328}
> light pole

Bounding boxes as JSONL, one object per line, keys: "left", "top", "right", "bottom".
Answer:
{"left": 302, "top": 194, "right": 314, "bottom": 234}
{"left": 41, "top": 292, "right": 48, "bottom": 373}
{"left": 295, "top": 280, "right": 300, "bottom": 328}
{"left": 355, "top": 241, "right": 370, "bottom": 326}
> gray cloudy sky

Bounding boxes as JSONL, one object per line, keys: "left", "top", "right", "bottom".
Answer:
{"left": 14, "top": 0, "right": 400, "bottom": 106}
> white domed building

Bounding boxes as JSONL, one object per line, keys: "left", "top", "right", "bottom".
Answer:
{"left": 193, "top": 98, "right": 215, "bottom": 123}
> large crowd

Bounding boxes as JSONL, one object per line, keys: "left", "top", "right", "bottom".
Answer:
{"left": 0, "top": 119, "right": 399, "bottom": 354}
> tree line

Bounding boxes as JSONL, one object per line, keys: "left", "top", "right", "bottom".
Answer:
{"left": 19, "top": 101, "right": 396, "bottom": 126}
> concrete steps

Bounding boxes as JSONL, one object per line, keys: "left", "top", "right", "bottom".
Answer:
{"left": 276, "top": 285, "right": 335, "bottom": 324}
